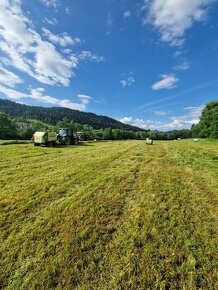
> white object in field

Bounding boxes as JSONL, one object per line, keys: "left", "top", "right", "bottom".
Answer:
{"left": 33, "top": 132, "right": 45, "bottom": 144}
{"left": 94, "top": 139, "right": 97, "bottom": 142}
{"left": 177, "top": 138, "right": 181, "bottom": 140}
{"left": 193, "top": 138, "right": 198, "bottom": 142}
{"left": 33, "top": 131, "right": 57, "bottom": 144}
{"left": 146, "top": 138, "right": 153, "bottom": 145}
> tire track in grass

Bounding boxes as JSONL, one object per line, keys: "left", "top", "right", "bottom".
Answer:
{"left": 96, "top": 142, "right": 217, "bottom": 290}
{"left": 1, "top": 142, "right": 147, "bottom": 289}
{"left": 1, "top": 141, "right": 217, "bottom": 289}
{"left": 0, "top": 142, "right": 139, "bottom": 234}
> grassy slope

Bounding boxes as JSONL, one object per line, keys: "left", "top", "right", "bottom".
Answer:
{"left": 0, "top": 140, "right": 217, "bottom": 289}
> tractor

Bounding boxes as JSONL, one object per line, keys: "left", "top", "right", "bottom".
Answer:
{"left": 33, "top": 128, "right": 79, "bottom": 146}
{"left": 57, "top": 128, "right": 79, "bottom": 145}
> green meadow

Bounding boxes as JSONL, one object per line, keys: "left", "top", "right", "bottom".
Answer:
{"left": 0, "top": 140, "right": 217, "bottom": 289}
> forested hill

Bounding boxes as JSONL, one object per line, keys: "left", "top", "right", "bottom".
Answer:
{"left": 0, "top": 99, "right": 141, "bottom": 131}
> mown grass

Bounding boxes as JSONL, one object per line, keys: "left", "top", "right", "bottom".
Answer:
{"left": 0, "top": 140, "right": 32, "bottom": 145}
{"left": 0, "top": 140, "right": 217, "bottom": 289}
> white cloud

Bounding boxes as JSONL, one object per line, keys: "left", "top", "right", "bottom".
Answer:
{"left": 123, "top": 11, "right": 131, "bottom": 19}
{"left": 42, "top": 17, "right": 58, "bottom": 25}
{"left": 77, "top": 51, "right": 105, "bottom": 62}
{"left": 145, "top": 0, "right": 215, "bottom": 46}
{"left": 120, "top": 116, "right": 134, "bottom": 124}
{"left": 154, "top": 110, "right": 170, "bottom": 116}
{"left": 120, "top": 76, "right": 135, "bottom": 88}
{"left": 0, "top": 66, "right": 23, "bottom": 87}
{"left": 0, "top": 84, "right": 92, "bottom": 111}
{"left": 42, "top": 28, "right": 81, "bottom": 47}
{"left": 184, "top": 105, "right": 205, "bottom": 117}
{"left": 175, "top": 60, "right": 190, "bottom": 71}
{"left": 0, "top": 0, "right": 77, "bottom": 86}
{"left": 152, "top": 74, "right": 178, "bottom": 90}
{"left": 63, "top": 49, "right": 73, "bottom": 55}
{"left": 120, "top": 105, "right": 204, "bottom": 131}
{"left": 33, "top": 41, "right": 77, "bottom": 86}
{"left": 77, "top": 94, "right": 92, "bottom": 105}
{"left": 40, "top": 0, "right": 57, "bottom": 8}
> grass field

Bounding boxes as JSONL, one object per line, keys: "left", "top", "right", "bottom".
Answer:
{"left": 0, "top": 140, "right": 217, "bottom": 289}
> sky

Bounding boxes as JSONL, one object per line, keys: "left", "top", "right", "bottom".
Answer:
{"left": 0, "top": 0, "right": 218, "bottom": 131}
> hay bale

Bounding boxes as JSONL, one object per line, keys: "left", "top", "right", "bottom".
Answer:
{"left": 146, "top": 139, "right": 153, "bottom": 145}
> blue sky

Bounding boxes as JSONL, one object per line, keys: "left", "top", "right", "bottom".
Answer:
{"left": 0, "top": 0, "right": 218, "bottom": 130}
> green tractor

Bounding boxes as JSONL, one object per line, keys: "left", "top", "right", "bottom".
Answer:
{"left": 57, "top": 128, "right": 79, "bottom": 145}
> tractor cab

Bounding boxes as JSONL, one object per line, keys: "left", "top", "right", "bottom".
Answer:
{"left": 57, "top": 128, "right": 78, "bottom": 145}
{"left": 58, "top": 128, "right": 71, "bottom": 137}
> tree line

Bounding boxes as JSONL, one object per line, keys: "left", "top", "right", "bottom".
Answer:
{"left": 0, "top": 100, "right": 217, "bottom": 140}
{"left": 0, "top": 112, "right": 200, "bottom": 141}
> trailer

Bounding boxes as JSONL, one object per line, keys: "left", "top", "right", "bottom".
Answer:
{"left": 33, "top": 131, "right": 57, "bottom": 147}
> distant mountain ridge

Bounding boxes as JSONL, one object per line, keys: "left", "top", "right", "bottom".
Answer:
{"left": 0, "top": 99, "right": 143, "bottom": 131}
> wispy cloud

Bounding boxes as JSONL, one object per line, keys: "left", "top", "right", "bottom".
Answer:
{"left": 120, "top": 76, "right": 135, "bottom": 88}
{"left": 42, "top": 17, "right": 58, "bottom": 25}
{"left": 42, "top": 28, "right": 81, "bottom": 47}
{"left": 0, "top": 66, "right": 23, "bottom": 88}
{"left": 0, "top": 85, "right": 92, "bottom": 111}
{"left": 40, "top": 0, "right": 57, "bottom": 8}
{"left": 136, "top": 79, "right": 218, "bottom": 114}
{"left": 184, "top": 105, "right": 205, "bottom": 117}
{"left": 77, "top": 51, "right": 105, "bottom": 62}
{"left": 120, "top": 105, "right": 204, "bottom": 131}
{"left": 175, "top": 60, "right": 190, "bottom": 71}
{"left": 144, "top": 0, "right": 215, "bottom": 46}
{"left": 106, "top": 12, "right": 113, "bottom": 35}
{"left": 154, "top": 110, "right": 170, "bottom": 116}
{"left": 152, "top": 74, "right": 178, "bottom": 90}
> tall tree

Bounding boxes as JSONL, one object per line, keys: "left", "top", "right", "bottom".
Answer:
{"left": 195, "top": 101, "right": 218, "bottom": 138}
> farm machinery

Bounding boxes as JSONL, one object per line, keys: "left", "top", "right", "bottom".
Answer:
{"left": 33, "top": 128, "right": 79, "bottom": 146}
{"left": 57, "top": 128, "right": 79, "bottom": 145}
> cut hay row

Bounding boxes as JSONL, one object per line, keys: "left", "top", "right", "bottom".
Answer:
{"left": 0, "top": 140, "right": 217, "bottom": 289}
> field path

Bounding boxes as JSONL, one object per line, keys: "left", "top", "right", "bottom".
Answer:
{"left": 0, "top": 140, "right": 217, "bottom": 289}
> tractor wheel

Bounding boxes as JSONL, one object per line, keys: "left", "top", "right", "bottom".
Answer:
{"left": 64, "top": 136, "right": 71, "bottom": 145}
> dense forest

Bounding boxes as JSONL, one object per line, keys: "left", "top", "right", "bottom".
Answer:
{"left": 0, "top": 99, "right": 141, "bottom": 131}
{"left": 0, "top": 99, "right": 217, "bottom": 140}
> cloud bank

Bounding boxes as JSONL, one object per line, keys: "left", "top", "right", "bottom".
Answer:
{"left": 120, "top": 105, "right": 204, "bottom": 131}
